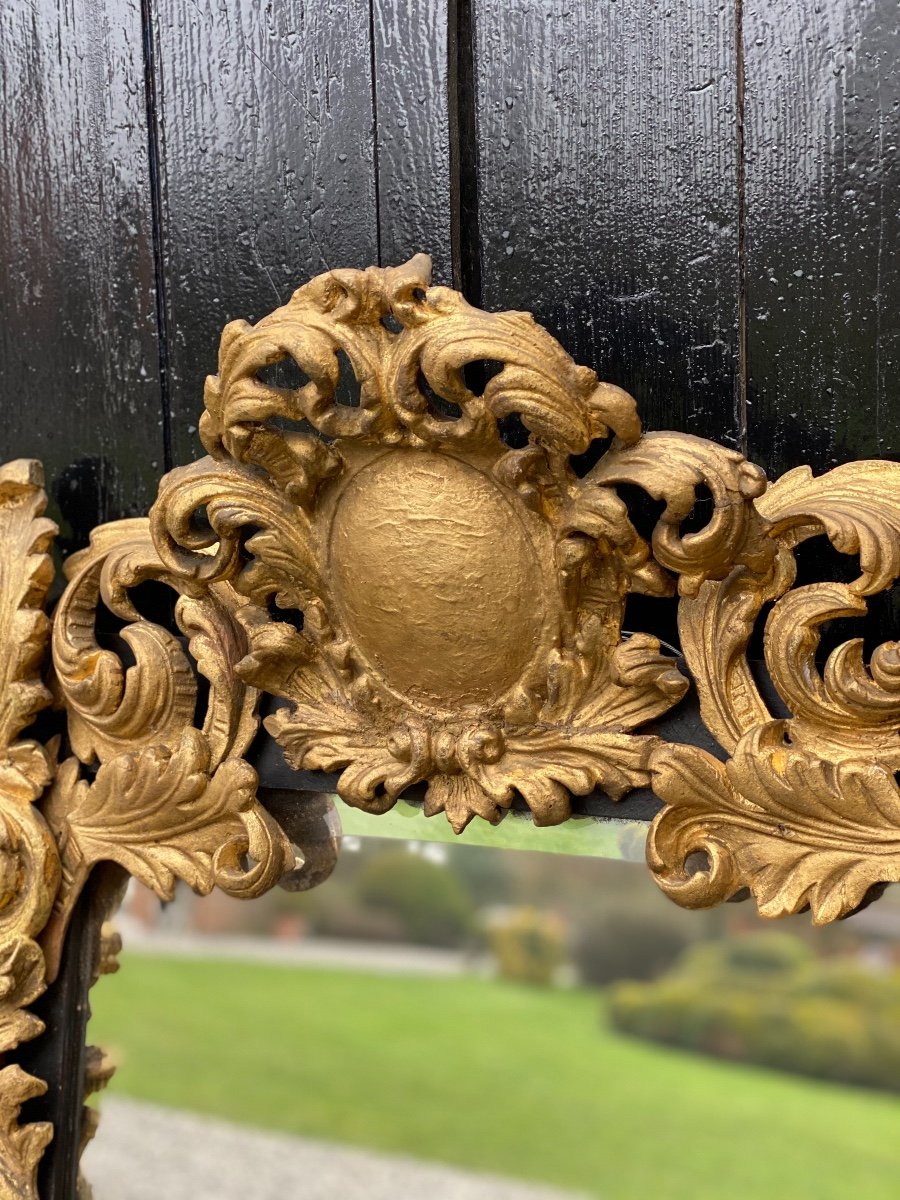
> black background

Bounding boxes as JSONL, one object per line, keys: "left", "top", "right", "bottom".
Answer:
{"left": 4, "top": 0, "right": 898, "bottom": 534}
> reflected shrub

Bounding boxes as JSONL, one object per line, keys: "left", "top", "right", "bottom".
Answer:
{"left": 571, "top": 906, "right": 692, "bottom": 986}
{"left": 608, "top": 933, "right": 900, "bottom": 1091}
{"left": 354, "top": 848, "right": 477, "bottom": 947}
{"left": 488, "top": 907, "right": 567, "bottom": 986}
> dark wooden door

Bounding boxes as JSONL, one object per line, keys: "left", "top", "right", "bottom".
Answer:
{"left": 5, "top": 0, "right": 898, "bottom": 549}
{"left": 3, "top": 0, "right": 898, "bottom": 1193}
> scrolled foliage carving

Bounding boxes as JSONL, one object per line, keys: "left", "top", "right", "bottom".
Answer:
{"left": 43, "top": 518, "right": 293, "bottom": 978}
{"left": 0, "top": 461, "right": 61, "bottom": 1199}
{"left": 146, "top": 256, "right": 900, "bottom": 923}
{"left": 649, "top": 459, "right": 900, "bottom": 923}
{"left": 150, "top": 255, "right": 765, "bottom": 833}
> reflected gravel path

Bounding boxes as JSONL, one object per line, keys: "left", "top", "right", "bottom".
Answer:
{"left": 84, "top": 1097, "right": 589, "bottom": 1200}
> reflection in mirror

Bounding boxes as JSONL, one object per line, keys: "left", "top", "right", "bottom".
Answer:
{"left": 85, "top": 835, "right": 900, "bottom": 1200}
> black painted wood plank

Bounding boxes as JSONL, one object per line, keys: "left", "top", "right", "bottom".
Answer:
{"left": 471, "top": 0, "right": 742, "bottom": 446}
{"left": 372, "top": 0, "right": 452, "bottom": 282}
{"left": 743, "top": 1, "right": 900, "bottom": 477}
{"left": 151, "top": 0, "right": 380, "bottom": 465}
{"left": 0, "top": 0, "right": 165, "bottom": 555}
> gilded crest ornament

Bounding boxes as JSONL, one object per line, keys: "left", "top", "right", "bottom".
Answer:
{"left": 149, "top": 255, "right": 765, "bottom": 832}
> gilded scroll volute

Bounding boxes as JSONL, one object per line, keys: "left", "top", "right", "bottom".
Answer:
{"left": 649, "top": 459, "right": 900, "bottom": 924}
{"left": 42, "top": 518, "right": 293, "bottom": 979}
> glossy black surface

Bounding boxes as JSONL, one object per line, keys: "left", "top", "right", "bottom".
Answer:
{"left": 744, "top": 0, "right": 900, "bottom": 477}
{"left": 151, "top": 0, "right": 380, "bottom": 465}
{"left": 17, "top": 874, "right": 124, "bottom": 1200}
{"left": 472, "top": 0, "right": 742, "bottom": 445}
{"left": 373, "top": 0, "right": 453, "bottom": 280}
{"left": 0, "top": 0, "right": 165, "bottom": 557}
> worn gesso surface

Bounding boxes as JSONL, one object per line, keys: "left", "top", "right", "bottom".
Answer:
{"left": 1, "top": 0, "right": 899, "bottom": 1194}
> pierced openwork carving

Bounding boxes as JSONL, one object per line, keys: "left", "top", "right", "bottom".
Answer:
{"left": 142, "top": 254, "right": 900, "bottom": 920}
{"left": 1, "top": 255, "right": 900, "bottom": 1191}
{"left": 149, "top": 255, "right": 765, "bottom": 832}
{"left": 43, "top": 517, "right": 292, "bottom": 977}
{"left": 649, "top": 459, "right": 900, "bottom": 923}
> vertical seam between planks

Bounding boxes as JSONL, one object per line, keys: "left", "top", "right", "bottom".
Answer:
{"left": 735, "top": 0, "right": 748, "bottom": 455}
{"left": 448, "top": 0, "right": 482, "bottom": 304}
{"left": 140, "top": 0, "right": 173, "bottom": 472}
{"left": 368, "top": 0, "right": 383, "bottom": 268}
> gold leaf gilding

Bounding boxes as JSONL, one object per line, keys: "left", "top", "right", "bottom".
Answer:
{"left": 650, "top": 459, "right": 900, "bottom": 922}
{"left": 0, "top": 462, "right": 61, "bottom": 1198}
{"left": 43, "top": 520, "right": 293, "bottom": 979}
{"left": 151, "top": 257, "right": 724, "bottom": 832}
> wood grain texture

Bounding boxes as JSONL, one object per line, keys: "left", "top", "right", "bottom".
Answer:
{"left": 743, "top": 0, "right": 900, "bottom": 477}
{"left": 151, "top": 0, "right": 379, "bottom": 465}
{"left": 471, "top": 0, "right": 741, "bottom": 444}
{"left": 372, "top": 0, "right": 452, "bottom": 282}
{"left": 0, "top": 0, "right": 164, "bottom": 556}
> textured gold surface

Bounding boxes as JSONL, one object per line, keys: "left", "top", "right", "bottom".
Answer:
{"left": 649, "top": 458, "right": 900, "bottom": 923}
{"left": 145, "top": 254, "right": 900, "bottom": 920}
{"left": 150, "top": 255, "right": 732, "bottom": 833}
{"left": 0, "top": 462, "right": 60, "bottom": 1199}
{"left": 327, "top": 450, "right": 548, "bottom": 706}
{"left": 42, "top": 517, "right": 292, "bottom": 979}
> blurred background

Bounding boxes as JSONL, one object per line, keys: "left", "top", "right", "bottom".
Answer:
{"left": 85, "top": 826, "right": 900, "bottom": 1200}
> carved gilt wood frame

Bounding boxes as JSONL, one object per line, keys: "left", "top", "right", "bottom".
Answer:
{"left": 2, "top": 256, "right": 900, "bottom": 1194}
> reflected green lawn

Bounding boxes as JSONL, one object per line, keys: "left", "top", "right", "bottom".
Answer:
{"left": 90, "top": 954, "right": 900, "bottom": 1200}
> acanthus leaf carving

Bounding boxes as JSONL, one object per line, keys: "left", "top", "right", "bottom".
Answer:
{"left": 757, "top": 459, "right": 900, "bottom": 595}
{"left": 0, "top": 1067, "right": 52, "bottom": 1200}
{"left": 652, "top": 455, "right": 900, "bottom": 921}
{"left": 40, "top": 730, "right": 289, "bottom": 976}
{"left": 649, "top": 722, "right": 900, "bottom": 925}
{"left": 43, "top": 517, "right": 293, "bottom": 981}
{"left": 588, "top": 430, "right": 772, "bottom": 593}
{"left": 0, "top": 461, "right": 62, "bottom": 1198}
{"left": 153, "top": 256, "right": 770, "bottom": 833}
